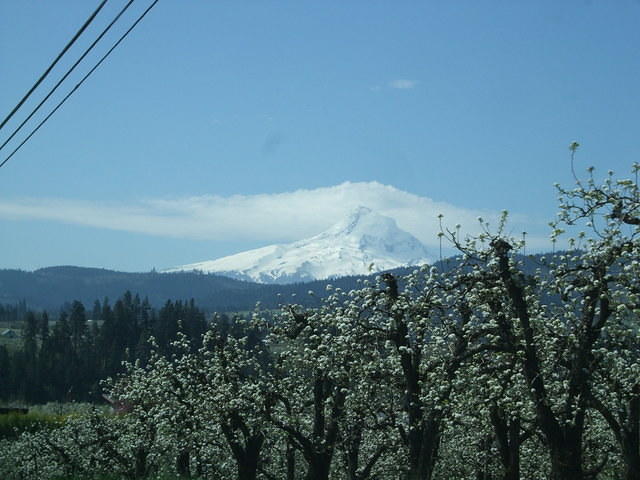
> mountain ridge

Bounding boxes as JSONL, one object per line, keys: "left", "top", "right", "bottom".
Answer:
{"left": 0, "top": 253, "right": 553, "bottom": 313}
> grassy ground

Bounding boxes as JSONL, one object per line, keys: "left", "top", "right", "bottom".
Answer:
{"left": 0, "top": 321, "right": 22, "bottom": 353}
{"left": 0, "top": 410, "right": 65, "bottom": 440}
{"left": 0, "top": 335, "right": 22, "bottom": 352}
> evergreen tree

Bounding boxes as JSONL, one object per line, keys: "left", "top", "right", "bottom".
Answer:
{"left": 50, "top": 312, "right": 74, "bottom": 400}
{"left": 98, "top": 299, "right": 121, "bottom": 379}
{"left": 22, "top": 312, "right": 38, "bottom": 361}
{"left": 0, "top": 345, "right": 10, "bottom": 401}
{"left": 39, "top": 311, "right": 49, "bottom": 341}
{"left": 69, "top": 300, "right": 87, "bottom": 353}
{"left": 91, "top": 299, "right": 102, "bottom": 321}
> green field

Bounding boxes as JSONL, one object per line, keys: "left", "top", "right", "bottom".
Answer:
{"left": 0, "top": 411, "right": 64, "bottom": 440}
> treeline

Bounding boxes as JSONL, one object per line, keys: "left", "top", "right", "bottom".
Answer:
{"left": 0, "top": 300, "right": 27, "bottom": 324}
{"left": 0, "top": 267, "right": 313, "bottom": 312}
{"left": 0, "top": 265, "right": 401, "bottom": 312}
{"left": 0, "top": 291, "right": 209, "bottom": 404}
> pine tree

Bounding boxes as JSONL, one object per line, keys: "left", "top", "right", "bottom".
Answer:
{"left": 39, "top": 311, "right": 49, "bottom": 341}
{"left": 22, "top": 311, "right": 38, "bottom": 361}
{"left": 0, "top": 345, "right": 10, "bottom": 401}
{"left": 69, "top": 300, "right": 87, "bottom": 353}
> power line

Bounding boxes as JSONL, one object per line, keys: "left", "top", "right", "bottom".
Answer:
{"left": 0, "top": 0, "right": 109, "bottom": 132}
{"left": 0, "top": 0, "right": 160, "bottom": 170}
{"left": 0, "top": 0, "right": 135, "bottom": 155}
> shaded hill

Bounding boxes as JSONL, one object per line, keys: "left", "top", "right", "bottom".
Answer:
{"left": 0, "top": 266, "right": 371, "bottom": 312}
{"left": 0, "top": 253, "right": 550, "bottom": 313}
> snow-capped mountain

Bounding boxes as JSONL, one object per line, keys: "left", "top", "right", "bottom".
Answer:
{"left": 165, "top": 206, "right": 430, "bottom": 284}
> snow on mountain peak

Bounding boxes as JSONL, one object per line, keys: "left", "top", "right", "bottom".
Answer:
{"left": 326, "top": 205, "right": 404, "bottom": 239}
{"left": 165, "top": 207, "right": 430, "bottom": 284}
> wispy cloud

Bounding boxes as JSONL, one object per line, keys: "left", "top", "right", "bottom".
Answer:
{"left": 389, "top": 79, "right": 418, "bottom": 89}
{"left": 370, "top": 79, "right": 419, "bottom": 92}
{"left": 0, "top": 182, "right": 547, "bottom": 250}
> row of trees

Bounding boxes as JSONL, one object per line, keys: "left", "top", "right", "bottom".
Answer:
{"left": 1, "top": 292, "right": 208, "bottom": 403}
{"left": 0, "top": 299, "right": 28, "bottom": 324}
{"left": 1, "top": 162, "right": 639, "bottom": 479}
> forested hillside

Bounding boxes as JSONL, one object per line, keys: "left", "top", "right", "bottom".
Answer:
{"left": 0, "top": 255, "right": 546, "bottom": 313}
{"left": 0, "top": 292, "right": 212, "bottom": 404}
{"left": 0, "top": 267, "right": 279, "bottom": 312}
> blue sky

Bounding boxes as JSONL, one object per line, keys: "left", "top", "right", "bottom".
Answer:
{"left": 1, "top": 0, "right": 639, "bottom": 271}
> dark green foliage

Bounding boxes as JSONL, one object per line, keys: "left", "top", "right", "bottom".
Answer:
{"left": 0, "top": 254, "right": 551, "bottom": 314}
{"left": 0, "top": 255, "right": 549, "bottom": 405}
{"left": 0, "top": 267, "right": 283, "bottom": 312}
{"left": 155, "top": 298, "right": 206, "bottom": 355}
{"left": 0, "top": 411, "right": 63, "bottom": 440}
{"left": 0, "top": 291, "right": 210, "bottom": 404}
{"left": 0, "top": 346, "right": 10, "bottom": 399}
{"left": 0, "top": 300, "right": 27, "bottom": 324}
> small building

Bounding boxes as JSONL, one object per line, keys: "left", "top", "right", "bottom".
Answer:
{"left": 1, "top": 329, "right": 18, "bottom": 339}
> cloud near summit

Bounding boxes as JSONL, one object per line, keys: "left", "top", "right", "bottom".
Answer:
{"left": 0, "top": 182, "right": 544, "bottom": 249}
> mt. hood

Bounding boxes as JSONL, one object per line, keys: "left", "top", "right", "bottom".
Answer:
{"left": 166, "top": 206, "right": 430, "bottom": 284}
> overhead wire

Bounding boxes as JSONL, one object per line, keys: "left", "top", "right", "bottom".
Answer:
{"left": 0, "top": 0, "right": 109, "bottom": 132}
{"left": 0, "top": 0, "right": 136, "bottom": 155}
{"left": 0, "top": 0, "right": 160, "bottom": 170}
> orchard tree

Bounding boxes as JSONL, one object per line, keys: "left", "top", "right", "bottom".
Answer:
{"left": 107, "top": 327, "right": 274, "bottom": 480}
{"left": 439, "top": 329, "right": 540, "bottom": 480}
{"left": 195, "top": 326, "right": 272, "bottom": 480}
{"left": 264, "top": 301, "right": 356, "bottom": 480}
{"left": 556, "top": 161, "right": 640, "bottom": 480}
{"left": 288, "top": 261, "right": 504, "bottom": 480}
{"left": 437, "top": 157, "right": 640, "bottom": 479}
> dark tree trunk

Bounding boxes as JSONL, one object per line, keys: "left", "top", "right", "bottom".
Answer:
{"left": 341, "top": 421, "right": 388, "bottom": 480}
{"left": 406, "top": 416, "right": 441, "bottom": 480}
{"left": 287, "top": 439, "right": 296, "bottom": 480}
{"left": 492, "top": 241, "right": 601, "bottom": 480}
{"left": 548, "top": 449, "right": 584, "bottom": 480}
{"left": 475, "top": 434, "right": 495, "bottom": 480}
{"left": 622, "top": 448, "right": 640, "bottom": 480}
{"left": 176, "top": 449, "right": 190, "bottom": 478}
{"left": 134, "top": 446, "right": 148, "bottom": 479}
{"left": 238, "top": 458, "right": 259, "bottom": 480}
{"left": 621, "top": 388, "right": 640, "bottom": 480}
{"left": 490, "top": 405, "right": 521, "bottom": 480}
{"left": 622, "top": 385, "right": 640, "bottom": 480}
{"left": 547, "top": 424, "right": 585, "bottom": 480}
{"left": 300, "top": 377, "right": 345, "bottom": 480}
{"left": 590, "top": 384, "right": 639, "bottom": 480}
{"left": 236, "top": 435, "right": 263, "bottom": 480}
{"left": 343, "top": 425, "right": 362, "bottom": 480}
{"left": 381, "top": 274, "right": 457, "bottom": 480}
{"left": 622, "top": 438, "right": 640, "bottom": 480}
{"left": 268, "top": 382, "right": 344, "bottom": 480}
{"left": 221, "top": 424, "right": 264, "bottom": 480}
{"left": 304, "top": 452, "right": 332, "bottom": 480}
